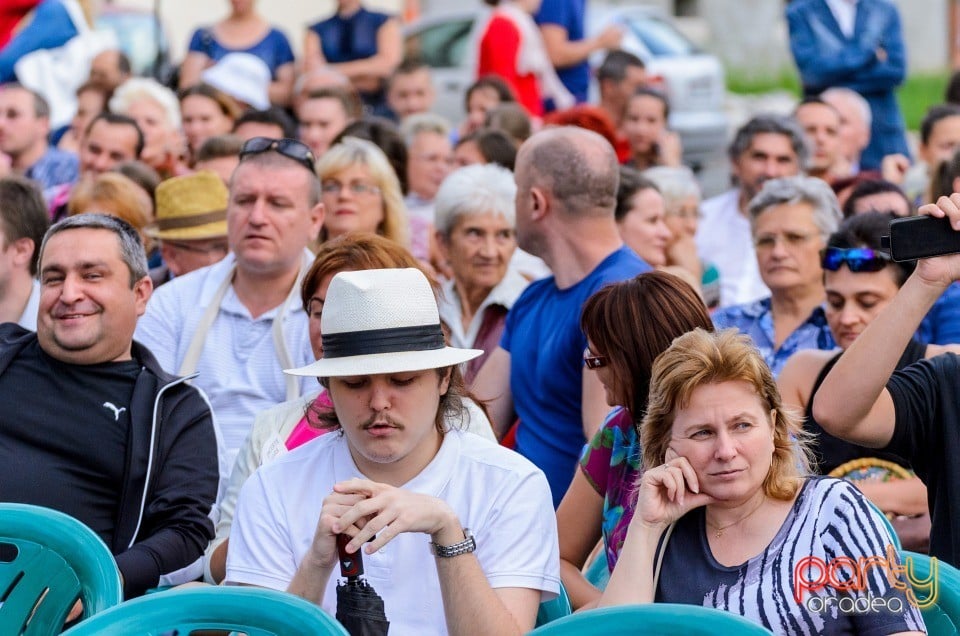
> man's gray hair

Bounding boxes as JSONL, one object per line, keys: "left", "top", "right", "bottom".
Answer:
{"left": 728, "top": 113, "right": 809, "bottom": 170}
{"left": 748, "top": 176, "right": 842, "bottom": 238}
{"left": 39, "top": 213, "right": 148, "bottom": 287}
{"left": 523, "top": 127, "right": 619, "bottom": 217}
{"left": 822, "top": 87, "right": 872, "bottom": 130}
{"left": 400, "top": 112, "right": 451, "bottom": 147}
{"left": 434, "top": 164, "right": 517, "bottom": 237}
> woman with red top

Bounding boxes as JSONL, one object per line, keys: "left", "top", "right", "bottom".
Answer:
{"left": 476, "top": 0, "right": 573, "bottom": 117}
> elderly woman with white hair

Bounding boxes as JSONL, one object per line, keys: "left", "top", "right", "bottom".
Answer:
{"left": 110, "top": 78, "right": 186, "bottom": 177}
{"left": 435, "top": 163, "right": 530, "bottom": 383}
{"left": 711, "top": 176, "right": 842, "bottom": 376}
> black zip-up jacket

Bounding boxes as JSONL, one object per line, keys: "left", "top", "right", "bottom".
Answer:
{"left": 0, "top": 324, "right": 219, "bottom": 597}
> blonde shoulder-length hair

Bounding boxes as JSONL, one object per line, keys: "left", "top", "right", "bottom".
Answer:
{"left": 315, "top": 137, "right": 409, "bottom": 247}
{"left": 641, "top": 328, "right": 813, "bottom": 501}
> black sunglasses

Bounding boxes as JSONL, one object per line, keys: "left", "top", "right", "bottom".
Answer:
{"left": 239, "top": 137, "right": 316, "bottom": 173}
{"left": 583, "top": 347, "right": 608, "bottom": 370}
{"left": 820, "top": 247, "right": 892, "bottom": 273}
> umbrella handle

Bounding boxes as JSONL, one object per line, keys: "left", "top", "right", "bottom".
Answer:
{"left": 337, "top": 533, "right": 364, "bottom": 579}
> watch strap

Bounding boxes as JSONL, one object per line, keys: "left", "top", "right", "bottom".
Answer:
{"left": 431, "top": 528, "right": 476, "bottom": 558}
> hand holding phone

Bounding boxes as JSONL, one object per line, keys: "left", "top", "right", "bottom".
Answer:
{"left": 885, "top": 215, "right": 960, "bottom": 261}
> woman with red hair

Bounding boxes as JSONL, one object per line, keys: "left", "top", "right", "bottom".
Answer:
{"left": 544, "top": 104, "right": 631, "bottom": 163}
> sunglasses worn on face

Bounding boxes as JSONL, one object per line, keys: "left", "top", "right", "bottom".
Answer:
{"left": 583, "top": 347, "right": 608, "bottom": 369}
{"left": 239, "top": 137, "right": 316, "bottom": 173}
{"left": 820, "top": 247, "right": 892, "bottom": 272}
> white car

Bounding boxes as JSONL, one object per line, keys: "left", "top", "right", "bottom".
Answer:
{"left": 404, "top": 5, "right": 728, "bottom": 168}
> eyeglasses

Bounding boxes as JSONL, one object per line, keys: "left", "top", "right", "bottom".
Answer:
{"left": 820, "top": 247, "right": 892, "bottom": 272}
{"left": 239, "top": 137, "right": 316, "bottom": 173}
{"left": 583, "top": 347, "right": 608, "bottom": 370}
{"left": 754, "top": 231, "right": 817, "bottom": 251}
{"left": 321, "top": 180, "right": 382, "bottom": 197}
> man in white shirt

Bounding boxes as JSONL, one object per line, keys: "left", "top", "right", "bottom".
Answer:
{"left": 136, "top": 137, "right": 324, "bottom": 479}
{"left": 0, "top": 176, "right": 47, "bottom": 329}
{"left": 695, "top": 114, "right": 806, "bottom": 307}
{"left": 226, "top": 268, "right": 559, "bottom": 635}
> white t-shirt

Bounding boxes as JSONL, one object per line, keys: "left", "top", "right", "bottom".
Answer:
{"left": 226, "top": 429, "right": 560, "bottom": 635}
{"left": 695, "top": 188, "right": 770, "bottom": 307}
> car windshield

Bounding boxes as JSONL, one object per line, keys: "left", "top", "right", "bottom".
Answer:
{"left": 405, "top": 18, "right": 474, "bottom": 69}
{"left": 621, "top": 14, "right": 700, "bottom": 57}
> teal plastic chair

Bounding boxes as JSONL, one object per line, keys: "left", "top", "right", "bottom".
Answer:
{"left": 527, "top": 604, "right": 773, "bottom": 635}
{"left": 0, "top": 503, "right": 123, "bottom": 636}
{"left": 902, "top": 550, "right": 960, "bottom": 636}
{"left": 62, "top": 586, "right": 350, "bottom": 636}
{"left": 536, "top": 582, "right": 572, "bottom": 626}
{"left": 583, "top": 549, "right": 610, "bottom": 591}
{"left": 864, "top": 499, "right": 902, "bottom": 552}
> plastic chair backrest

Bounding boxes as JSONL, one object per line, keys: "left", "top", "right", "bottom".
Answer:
{"left": 864, "top": 499, "right": 902, "bottom": 552}
{"left": 583, "top": 549, "right": 610, "bottom": 591}
{"left": 536, "top": 582, "right": 572, "bottom": 626}
{"left": 61, "top": 587, "right": 350, "bottom": 636}
{"left": 527, "top": 604, "right": 774, "bottom": 635}
{"left": 901, "top": 550, "right": 960, "bottom": 636}
{"left": 0, "top": 503, "right": 123, "bottom": 635}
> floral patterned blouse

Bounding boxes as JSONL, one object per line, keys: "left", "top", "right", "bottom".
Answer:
{"left": 578, "top": 407, "right": 641, "bottom": 571}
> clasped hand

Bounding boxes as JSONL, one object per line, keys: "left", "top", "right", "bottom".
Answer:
{"left": 308, "top": 478, "right": 458, "bottom": 568}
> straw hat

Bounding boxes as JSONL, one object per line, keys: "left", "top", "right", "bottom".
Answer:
{"left": 146, "top": 171, "right": 228, "bottom": 240}
{"left": 286, "top": 268, "right": 482, "bottom": 378}
{"left": 201, "top": 53, "right": 271, "bottom": 111}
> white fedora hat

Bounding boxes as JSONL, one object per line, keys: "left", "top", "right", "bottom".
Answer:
{"left": 285, "top": 268, "right": 482, "bottom": 378}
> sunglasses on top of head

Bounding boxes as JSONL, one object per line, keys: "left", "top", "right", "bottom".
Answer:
{"left": 820, "top": 247, "right": 891, "bottom": 273}
{"left": 239, "top": 137, "right": 316, "bottom": 173}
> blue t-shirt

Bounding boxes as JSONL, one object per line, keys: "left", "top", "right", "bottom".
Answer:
{"left": 534, "top": 0, "right": 589, "bottom": 103}
{"left": 309, "top": 8, "right": 390, "bottom": 65}
{"left": 187, "top": 27, "right": 294, "bottom": 79}
{"left": 917, "top": 281, "right": 960, "bottom": 345}
{"left": 502, "top": 246, "right": 649, "bottom": 507}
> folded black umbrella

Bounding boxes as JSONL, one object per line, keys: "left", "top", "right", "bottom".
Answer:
{"left": 335, "top": 534, "right": 390, "bottom": 636}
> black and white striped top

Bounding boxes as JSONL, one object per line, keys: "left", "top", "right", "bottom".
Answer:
{"left": 656, "top": 477, "right": 926, "bottom": 635}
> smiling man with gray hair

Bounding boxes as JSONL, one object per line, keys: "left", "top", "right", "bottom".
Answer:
{"left": 0, "top": 214, "right": 219, "bottom": 598}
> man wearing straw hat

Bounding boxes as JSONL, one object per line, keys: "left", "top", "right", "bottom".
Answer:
{"left": 146, "top": 170, "right": 230, "bottom": 288}
{"left": 226, "top": 268, "right": 560, "bottom": 635}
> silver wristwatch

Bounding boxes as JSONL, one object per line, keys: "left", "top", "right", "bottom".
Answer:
{"left": 431, "top": 528, "right": 476, "bottom": 558}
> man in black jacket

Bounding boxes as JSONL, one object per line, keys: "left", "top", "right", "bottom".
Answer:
{"left": 0, "top": 213, "right": 219, "bottom": 598}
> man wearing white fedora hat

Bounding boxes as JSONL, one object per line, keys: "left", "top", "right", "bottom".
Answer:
{"left": 226, "top": 268, "right": 560, "bottom": 635}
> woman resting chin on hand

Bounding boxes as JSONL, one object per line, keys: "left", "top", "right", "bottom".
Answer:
{"left": 599, "top": 328, "right": 925, "bottom": 636}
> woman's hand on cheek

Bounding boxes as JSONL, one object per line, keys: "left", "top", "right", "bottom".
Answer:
{"left": 636, "top": 447, "right": 715, "bottom": 529}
